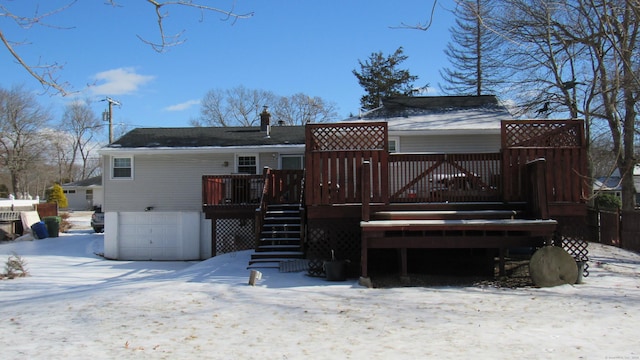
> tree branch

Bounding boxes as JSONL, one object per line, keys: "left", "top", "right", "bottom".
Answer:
{"left": 0, "top": 30, "right": 70, "bottom": 96}
{"left": 139, "top": 0, "right": 254, "bottom": 53}
{"left": 2, "top": 1, "right": 254, "bottom": 95}
{"left": 391, "top": 0, "right": 438, "bottom": 31}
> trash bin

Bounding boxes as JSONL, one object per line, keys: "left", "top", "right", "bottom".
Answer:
{"left": 324, "top": 260, "right": 346, "bottom": 281}
{"left": 31, "top": 221, "right": 49, "bottom": 239}
{"left": 43, "top": 216, "right": 61, "bottom": 238}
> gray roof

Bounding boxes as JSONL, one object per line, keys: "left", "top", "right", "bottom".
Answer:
{"left": 353, "top": 95, "right": 513, "bottom": 132}
{"left": 62, "top": 176, "right": 102, "bottom": 187}
{"left": 108, "top": 126, "right": 306, "bottom": 149}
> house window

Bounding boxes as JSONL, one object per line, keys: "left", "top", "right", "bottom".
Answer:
{"left": 388, "top": 137, "right": 400, "bottom": 153}
{"left": 86, "top": 189, "right": 93, "bottom": 201}
{"left": 63, "top": 189, "right": 76, "bottom": 194}
{"left": 113, "top": 157, "right": 133, "bottom": 179}
{"left": 281, "top": 155, "right": 305, "bottom": 170}
{"left": 237, "top": 155, "right": 257, "bottom": 174}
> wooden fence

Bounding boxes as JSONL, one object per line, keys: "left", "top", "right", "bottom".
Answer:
{"left": 587, "top": 209, "right": 640, "bottom": 253}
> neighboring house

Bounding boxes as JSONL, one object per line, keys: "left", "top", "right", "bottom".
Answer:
{"left": 98, "top": 121, "right": 305, "bottom": 261}
{"left": 61, "top": 176, "right": 103, "bottom": 211}
{"left": 353, "top": 95, "right": 512, "bottom": 153}
{"left": 593, "top": 170, "right": 622, "bottom": 200}
{"left": 594, "top": 165, "right": 640, "bottom": 207}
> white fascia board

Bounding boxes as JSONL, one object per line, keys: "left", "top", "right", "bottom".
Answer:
{"left": 98, "top": 144, "right": 305, "bottom": 156}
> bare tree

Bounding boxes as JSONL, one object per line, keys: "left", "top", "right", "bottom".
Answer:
{"left": 60, "top": 100, "right": 102, "bottom": 180}
{"left": 195, "top": 86, "right": 278, "bottom": 127}
{"left": 272, "top": 93, "right": 338, "bottom": 125}
{"left": 44, "top": 130, "right": 75, "bottom": 184}
{"left": 492, "top": 0, "right": 640, "bottom": 209}
{"left": 0, "top": 85, "right": 53, "bottom": 196}
{"left": 0, "top": 1, "right": 253, "bottom": 96}
{"left": 194, "top": 86, "right": 339, "bottom": 127}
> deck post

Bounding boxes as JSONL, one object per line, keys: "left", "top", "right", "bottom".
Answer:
{"left": 361, "top": 160, "right": 371, "bottom": 279}
{"left": 362, "top": 161, "right": 371, "bottom": 222}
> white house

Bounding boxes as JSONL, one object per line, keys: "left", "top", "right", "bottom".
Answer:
{"left": 98, "top": 121, "right": 306, "bottom": 261}
{"left": 61, "top": 176, "right": 103, "bottom": 211}
{"left": 98, "top": 95, "right": 513, "bottom": 261}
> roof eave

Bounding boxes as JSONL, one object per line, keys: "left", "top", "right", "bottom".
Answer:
{"left": 98, "top": 143, "right": 305, "bottom": 156}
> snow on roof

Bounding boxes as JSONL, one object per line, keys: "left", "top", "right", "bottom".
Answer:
{"left": 349, "top": 95, "right": 513, "bottom": 132}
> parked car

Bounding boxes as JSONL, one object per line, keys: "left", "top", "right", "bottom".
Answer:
{"left": 91, "top": 207, "right": 104, "bottom": 233}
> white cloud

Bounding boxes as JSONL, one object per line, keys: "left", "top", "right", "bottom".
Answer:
{"left": 164, "top": 99, "right": 201, "bottom": 112}
{"left": 90, "top": 67, "right": 155, "bottom": 96}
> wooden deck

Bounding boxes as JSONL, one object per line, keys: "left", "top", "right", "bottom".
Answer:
{"left": 359, "top": 158, "right": 558, "bottom": 279}
{"left": 201, "top": 119, "right": 588, "bottom": 279}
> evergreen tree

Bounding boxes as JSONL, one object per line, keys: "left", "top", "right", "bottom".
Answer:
{"left": 439, "top": 0, "right": 505, "bottom": 96}
{"left": 47, "top": 183, "right": 68, "bottom": 209}
{"left": 353, "top": 47, "right": 418, "bottom": 110}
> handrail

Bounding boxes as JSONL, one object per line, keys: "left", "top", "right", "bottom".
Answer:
{"left": 255, "top": 167, "right": 272, "bottom": 248}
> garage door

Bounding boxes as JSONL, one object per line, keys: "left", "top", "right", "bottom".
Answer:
{"left": 118, "top": 212, "right": 180, "bottom": 260}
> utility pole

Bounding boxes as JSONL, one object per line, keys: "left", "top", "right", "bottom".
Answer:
{"left": 102, "top": 97, "right": 120, "bottom": 144}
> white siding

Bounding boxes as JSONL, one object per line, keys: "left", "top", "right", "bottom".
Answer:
{"left": 64, "top": 189, "right": 92, "bottom": 210}
{"left": 397, "top": 133, "right": 501, "bottom": 153}
{"left": 103, "top": 153, "right": 233, "bottom": 212}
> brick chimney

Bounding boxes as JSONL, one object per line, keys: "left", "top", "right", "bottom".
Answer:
{"left": 260, "top": 106, "right": 271, "bottom": 132}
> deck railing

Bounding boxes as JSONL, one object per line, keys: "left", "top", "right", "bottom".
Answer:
{"left": 388, "top": 153, "right": 502, "bottom": 203}
{"left": 202, "top": 174, "right": 264, "bottom": 206}
{"left": 304, "top": 152, "right": 503, "bottom": 206}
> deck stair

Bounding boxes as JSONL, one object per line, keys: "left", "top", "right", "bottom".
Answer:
{"left": 248, "top": 203, "right": 304, "bottom": 269}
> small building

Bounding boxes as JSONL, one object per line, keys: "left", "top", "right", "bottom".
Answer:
{"left": 61, "top": 176, "right": 103, "bottom": 211}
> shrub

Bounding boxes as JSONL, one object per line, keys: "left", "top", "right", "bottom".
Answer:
{"left": 595, "top": 193, "right": 622, "bottom": 210}
{"left": 2, "top": 253, "right": 29, "bottom": 279}
{"left": 59, "top": 212, "right": 72, "bottom": 232}
{"left": 47, "top": 183, "right": 68, "bottom": 209}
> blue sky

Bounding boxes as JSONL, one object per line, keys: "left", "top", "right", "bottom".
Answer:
{"left": 1, "top": 1, "right": 457, "bottom": 138}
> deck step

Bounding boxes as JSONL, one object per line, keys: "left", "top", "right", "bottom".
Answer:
{"left": 264, "top": 216, "right": 301, "bottom": 222}
{"left": 267, "top": 210, "right": 300, "bottom": 216}
{"left": 255, "top": 245, "right": 301, "bottom": 252}
{"left": 263, "top": 223, "right": 300, "bottom": 228}
{"left": 249, "top": 203, "right": 304, "bottom": 269}
{"left": 261, "top": 230, "right": 301, "bottom": 236}
{"left": 372, "top": 210, "right": 519, "bottom": 221}
{"left": 259, "top": 237, "right": 301, "bottom": 242}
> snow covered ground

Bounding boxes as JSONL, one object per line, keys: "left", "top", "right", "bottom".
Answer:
{"left": 0, "top": 213, "right": 639, "bottom": 359}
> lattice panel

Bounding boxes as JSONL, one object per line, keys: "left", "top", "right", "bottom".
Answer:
{"left": 503, "top": 121, "right": 583, "bottom": 148}
{"left": 215, "top": 218, "right": 255, "bottom": 255}
{"left": 306, "top": 219, "right": 361, "bottom": 276}
{"left": 309, "top": 123, "right": 387, "bottom": 151}
{"left": 557, "top": 216, "right": 591, "bottom": 278}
